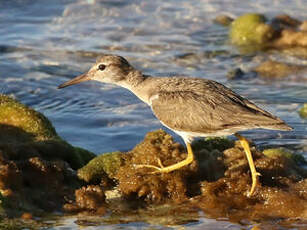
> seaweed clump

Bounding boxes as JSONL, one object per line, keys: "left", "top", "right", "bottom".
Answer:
{"left": 63, "top": 185, "right": 106, "bottom": 215}
{"left": 115, "top": 129, "right": 198, "bottom": 203}
{"left": 73, "top": 129, "right": 307, "bottom": 224}
{"left": 194, "top": 141, "right": 307, "bottom": 220}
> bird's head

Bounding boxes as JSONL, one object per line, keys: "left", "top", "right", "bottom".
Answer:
{"left": 58, "top": 54, "right": 133, "bottom": 89}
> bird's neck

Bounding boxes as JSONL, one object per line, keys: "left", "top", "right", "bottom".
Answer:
{"left": 117, "top": 70, "right": 145, "bottom": 88}
{"left": 116, "top": 70, "right": 153, "bottom": 105}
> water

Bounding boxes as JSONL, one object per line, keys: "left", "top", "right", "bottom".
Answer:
{"left": 1, "top": 0, "right": 307, "bottom": 229}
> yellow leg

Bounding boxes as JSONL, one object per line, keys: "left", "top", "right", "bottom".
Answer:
{"left": 235, "top": 133, "right": 261, "bottom": 196}
{"left": 135, "top": 142, "right": 194, "bottom": 173}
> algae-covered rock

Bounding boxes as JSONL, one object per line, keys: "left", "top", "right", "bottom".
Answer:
{"left": 263, "top": 147, "right": 306, "bottom": 165}
{"left": 229, "top": 14, "right": 307, "bottom": 53}
{"left": 272, "top": 14, "right": 302, "bottom": 29}
{"left": 0, "top": 95, "right": 95, "bottom": 169}
{"left": 273, "top": 29, "right": 307, "bottom": 47}
{"left": 214, "top": 15, "right": 234, "bottom": 26}
{"left": 64, "top": 128, "right": 307, "bottom": 224}
{"left": 254, "top": 60, "right": 306, "bottom": 78}
{"left": 300, "top": 20, "right": 307, "bottom": 31}
{"left": 0, "top": 95, "right": 57, "bottom": 141}
{"left": 0, "top": 94, "right": 95, "bottom": 216}
{"left": 227, "top": 68, "right": 245, "bottom": 80}
{"left": 298, "top": 103, "right": 307, "bottom": 119}
{"left": 78, "top": 152, "right": 123, "bottom": 183}
{"left": 230, "top": 13, "right": 275, "bottom": 46}
{"left": 195, "top": 144, "right": 307, "bottom": 220}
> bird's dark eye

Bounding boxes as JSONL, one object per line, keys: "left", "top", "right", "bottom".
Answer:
{"left": 98, "top": 64, "right": 106, "bottom": 71}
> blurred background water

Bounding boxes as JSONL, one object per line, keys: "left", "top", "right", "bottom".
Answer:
{"left": 0, "top": 0, "right": 307, "bottom": 228}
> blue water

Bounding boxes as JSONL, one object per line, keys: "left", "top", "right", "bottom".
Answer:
{"left": 1, "top": 0, "right": 307, "bottom": 228}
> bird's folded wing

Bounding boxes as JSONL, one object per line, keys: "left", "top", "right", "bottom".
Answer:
{"left": 150, "top": 88, "right": 284, "bottom": 133}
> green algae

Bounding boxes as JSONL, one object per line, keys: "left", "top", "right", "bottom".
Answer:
{"left": 0, "top": 95, "right": 57, "bottom": 141}
{"left": 263, "top": 147, "right": 306, "bottom": 165}
{"left": 298, "top": 103, "right": 307, "bottom": 119}
{"left": 230, "top": 13, "right": 275, "bottom": 47}
{"left": 78, "top": 152, "right": 123, "bottom": 183}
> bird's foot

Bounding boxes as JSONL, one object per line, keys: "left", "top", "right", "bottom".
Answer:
{"left": 135, "top": 154, "right": 194, "bottom": 174}
{"left": 247, "top": 171, "right": 261, "bottom": 197}
{"left": 134, "top": 158, "right": 166, "bottom": 174}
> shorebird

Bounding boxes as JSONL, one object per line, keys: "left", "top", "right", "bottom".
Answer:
{"left": 58, "top": 54, "right": 292, "bottom": 196}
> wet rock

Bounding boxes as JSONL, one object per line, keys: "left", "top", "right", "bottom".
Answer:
{"left": 227, "top": 68, "right": 245, "bottom": 80}
{"left": 253, "top": 60, "right": 306, "bottom": 78}
{"left": 227, "top": 68, "right": 258, "bottom": 80}
{"left": 300, "top": 21, "right": 307, "bottom": 31}
{"left": 174, "top": 50, "right": 230, "bottom": 67}
{"left": 214, "top": 15, "right": 234, "bottom": 26}
{"left": 229, "top": 13, "right": 307, "bottom": 52}
{"left": 272, "top": 14, "right": 302, "bottom": 29}
{"left": 272, "top": 29, "right": 307, "bottom": 47}
{"left": 298, "top": 103, "right": 307, "bottom": 119}
{"left": 0, "top": 94, "right": 95, "bottom": 216}
{"left": 230, "top": 13, "right": 276, "bottom": 47}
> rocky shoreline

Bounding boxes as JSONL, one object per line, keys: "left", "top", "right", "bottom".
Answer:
{"left": 0, "top": 94, "right": 306, "bottom": 228}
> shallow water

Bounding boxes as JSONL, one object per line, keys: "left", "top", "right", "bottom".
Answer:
{"left": 1, "top": 0, "right": 307, "bottom": 229}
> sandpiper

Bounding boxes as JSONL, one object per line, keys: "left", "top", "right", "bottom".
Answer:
{"left": 58, "top": 54, "right": 292, "bottom": 196}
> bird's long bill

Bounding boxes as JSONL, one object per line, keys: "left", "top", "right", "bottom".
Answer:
{"left": 58, "top": 73, "right": 91, "bottom": 89}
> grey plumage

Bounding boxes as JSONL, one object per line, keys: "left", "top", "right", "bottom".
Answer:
{"left": 147, "top": 77, "right": 291, "bottom": 136}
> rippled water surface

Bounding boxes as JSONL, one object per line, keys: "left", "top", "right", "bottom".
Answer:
{"left": 1, "top": 0, "right": 307, "bottom": 229}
